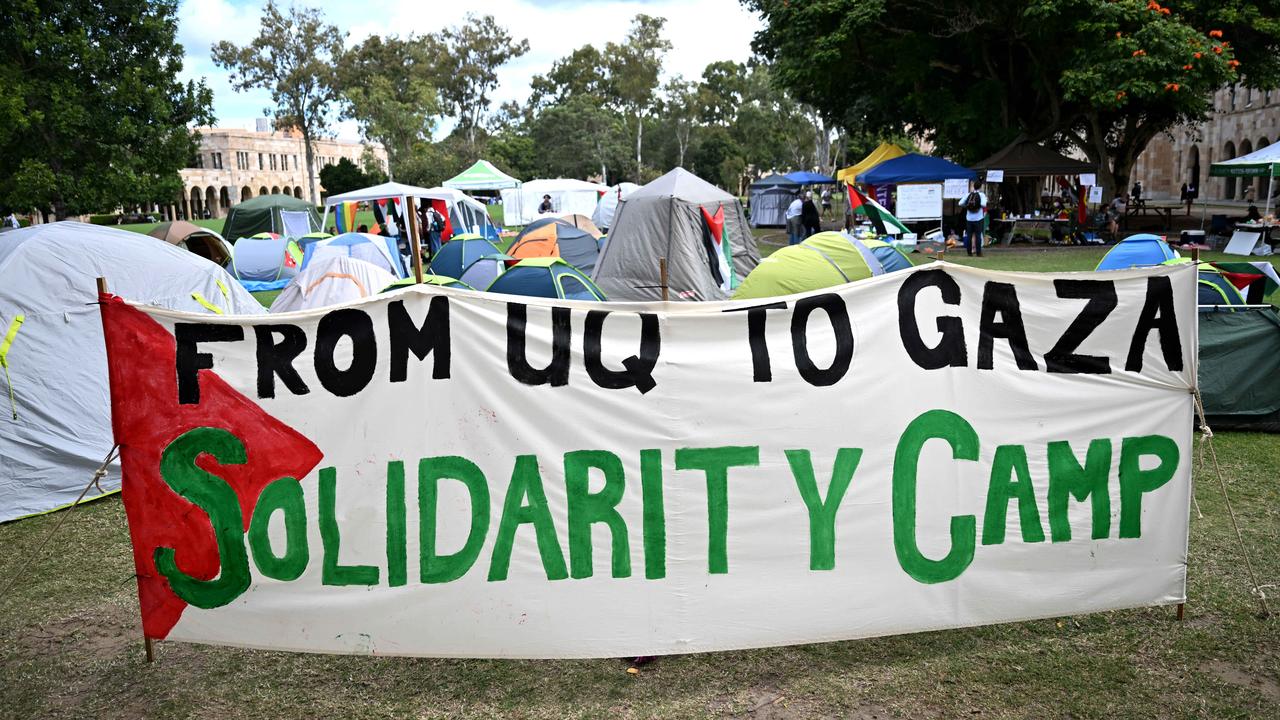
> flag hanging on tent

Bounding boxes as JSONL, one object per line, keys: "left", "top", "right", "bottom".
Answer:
{"left": 701, "top": 205, "right": 732, "bottom": 291}
{"left": 334, "top": 202, "right": 358, "bottom": 234}
{"left": 847, "top": 184, "right": 910, "bottom": 235}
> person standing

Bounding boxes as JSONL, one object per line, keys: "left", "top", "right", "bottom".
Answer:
{"left": 801, "top": 191, "right": 822, "bottom": 238}
{"left": 1185, "top": 181, "right": 1198, "bottom": 215}
{"left": 785, "top": 193, "right": 804, "bottom": 245}
{"left": 820, "top": 187, "right": 833, "bottom": 219}
{"left": 963, "top": 180, "right": 988, "bottom": 257}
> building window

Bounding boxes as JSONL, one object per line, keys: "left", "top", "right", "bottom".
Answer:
{"left": 1229, "top": 84, "right": 1237, "bottom": 111}
{"left": 270, "top": 154, "right": 277, "bottom": 171}
{"left": 293, "top": 154, "right": 299, "bottom": 170}
{"left": 258, "top": 153, "right": 264, "bottom": 170}
{"left": 191, "top": 154, "right": 203, "bottom": 169}
{"left": 212, "top": 152, "right": 223, "bottom": 169}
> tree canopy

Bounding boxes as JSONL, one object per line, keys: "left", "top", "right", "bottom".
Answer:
{"left": 0, "top": 0, "right": 212, "bottom": 219}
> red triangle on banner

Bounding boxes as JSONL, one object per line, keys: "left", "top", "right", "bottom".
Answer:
{"left": 100, "top": 297, "right": 323, "bottom": 639}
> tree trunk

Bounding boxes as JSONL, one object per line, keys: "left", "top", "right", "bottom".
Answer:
{"left": 635, "top": 111, "right": 644, "bottom": 180}
{"left": 303, "top": 126, "right": 318, "bottom": 205}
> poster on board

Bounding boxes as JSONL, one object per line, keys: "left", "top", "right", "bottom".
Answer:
{"left": 896, "top": 184, "right": 944, "bottom": 220}
{"left": 986, "top": 170, "right": 1005, "bottom": 183}
{"left": 943, "top": 178, "right": 970, "bottom": 199}
{"left": 1080, "top": 173, "right": 1097, "bottom": 187}
{"left": 1089, "top": 186, "right": 1105, "bottom": 203}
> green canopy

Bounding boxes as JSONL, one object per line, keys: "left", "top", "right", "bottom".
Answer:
{"left": 441, "top": 160, "right": 521, "bottom": 191}
{"left": 222, "top": 194, "right": 320, "bottom": 241}
{"left": 1198, "top": 308, "right": 1280, "bottom": 432}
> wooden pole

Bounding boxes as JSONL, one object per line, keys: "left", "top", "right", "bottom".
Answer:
{"left": 1191, "top": 247, "right": 1200, "bottom": 263}
{"left": 659, "top": 257, "right": 669, "bottom": 302}
{"left": 406, "top": 196, "right": 424, "bottom": 284}
{"left": 1176, "top": 603, "right": 1185, "bottom": 622}
{"left": 96, "top": 277, "right": 108, "bottom": 296}
{"left": 145, "top": 636, "right": 155, "bottom": 663}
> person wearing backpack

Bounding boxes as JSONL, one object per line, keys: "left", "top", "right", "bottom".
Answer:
{"left": 963, "top": 180, "right": 988, "bottom": 257}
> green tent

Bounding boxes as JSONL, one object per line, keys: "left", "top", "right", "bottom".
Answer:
{"left": 1199, "top": 307, "right": 1280, "bottom": 432}
{"left": 222, "top": 194, "right": 321, "bottom": 241}
{"left": 382, "top": 275, "right": 474, "bottom": 293}
{"left": 441, "top": 160, "right": 521, "bottom": 191}
{"left": 733, "top": 231, "right": 911, "bottom": 300}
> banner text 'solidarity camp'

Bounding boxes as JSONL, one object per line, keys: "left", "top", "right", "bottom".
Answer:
{"left": 101, "top": 262, "right": 1195, "bottom": 658}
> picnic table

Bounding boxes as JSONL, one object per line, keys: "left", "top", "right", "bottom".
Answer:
{"left": 994, "top": 217, "right": 1070, "bottom": 245}
{"left": 1125, "top": 199, "right": 1180, "bottom": 230}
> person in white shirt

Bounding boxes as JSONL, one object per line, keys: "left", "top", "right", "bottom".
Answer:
{"left": 785, "top": 195, "right": 804, "bottom": 245}
{"left": 963, "top": 180, "right": 988, "bottom": 257}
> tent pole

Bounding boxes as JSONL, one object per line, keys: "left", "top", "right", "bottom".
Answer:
{"left": 406, "top": 196, "right": 424, "bottom": 284}
{"left": 321, "top": 205, "right": 330, "bottom": 234}
{"left": 1266, "top": 168, "right": 1274, "bottom": 219}
{"left": 659, "top": 257, "right": 669, "bottom": 302}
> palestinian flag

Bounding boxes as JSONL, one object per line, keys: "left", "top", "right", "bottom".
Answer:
{"left": 847, "top": 183, "right": 910, "bottom": 235}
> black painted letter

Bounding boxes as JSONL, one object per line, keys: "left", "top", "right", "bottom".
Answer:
{"left": 791, "top": 294, "right": 854, "bottom": 386}
{"left": 255, "top": 325, "right": 310, "bottom": 398}
{"left": 898, "top": 269, "right": 967, "bottom": 369}
{"left": 175, "top": 323, "right": 244, "bottom": 404}
{"left": 506, "top": 304, "right": 571, "bottom": 387}
{"left": 584, "top": 310, "right": 660, "bottom": 393}
{"left": 314, "top": 309, "right": 377, "bottom": 397}
{"left": 388, "top": 297, "right": 451, "bottom": 382}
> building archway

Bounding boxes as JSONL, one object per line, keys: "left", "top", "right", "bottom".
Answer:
{"left": 241, "top": 186, "right": 252, "bottom": 202}
{"left": 189, "top": 186, "right": 203, "bottom": 219}
{"left": 259, "top": 186, "right": 269, "bottom": 197}
{"left": 204, "top": 187, "right": 218, "bottom": 218}
{"left": 1239, "top": 140, "right": 1254, "bottom": 199}
{"left": 220, "top": 186, "right": 232, "bottom": 212}
{"left": 294, "top": 186, "right": 303, "bottom": 199}
{"left": 1224, "top": 141, "right": 1237, "bottom": 199}
{"left": 1188, "top": 145, "right": 1201, "bottom": 192}
{"left": 271, "top": 185, "right": 280, "bottom": 195}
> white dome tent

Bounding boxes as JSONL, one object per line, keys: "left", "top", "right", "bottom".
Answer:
{"left": 0, "top": 222, "right": 263, "bottom": 522}
{"left": 592, "top": 182, "right": 640, "bottom": 231}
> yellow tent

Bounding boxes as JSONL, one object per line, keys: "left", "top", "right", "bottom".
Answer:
{"left": 836, "top": 142, "right": 908, "bottom": 183}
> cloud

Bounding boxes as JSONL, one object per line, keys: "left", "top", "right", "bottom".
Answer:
{"left": 178, "top": 0, "right": 761, "bottom": 140}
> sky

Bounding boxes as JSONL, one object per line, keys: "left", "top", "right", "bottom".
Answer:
{"left": 176, "top": 0, "right": 762, "bottom": 142}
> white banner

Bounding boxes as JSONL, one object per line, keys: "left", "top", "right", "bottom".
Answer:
{"left": 896, "top": 184, "right": 944, "bottom": 220}
{"left": 102, "top": 263, "right": 1197, "bottom": 658}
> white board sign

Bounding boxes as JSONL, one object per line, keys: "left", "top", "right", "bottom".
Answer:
{"left": 1080, "top": 173, "right": 1097, "bottom": 187}
{"left": 986, "top": 170, "right": 1005, "bottom": 183}
{"left": 101, "top": 263, "right": 1197, "bottom": 659}
{"left": 943, "top": 179, "right": 970, "bottom": 199}
{"left": 1088, "top": 186, "right": 1104, "bottom": 204}
{"left": 896, "top": 183, "right": 944, "bottom": 220}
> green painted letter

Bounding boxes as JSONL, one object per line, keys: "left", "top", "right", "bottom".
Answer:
{"left": 319, "top": 467, "right": 380, "bottom": 586}
{"left": 982, "top": 444, "right": 1045, "bottom": 545}
{"left": 1047, "top": 439, "right": 1112, "bottom": 542}
{"left": 420, "top": 456, "right": 490, "bottom": 583}
{"left": 565, "top": 450, "right": 630, "bottom": 579}
{"left": 1118, "top": 435, "right": 1179, "bottom": 538}
{"left": 892, "top": 410, "right": 978, "bottom": 584}
{"left": 386, "top": 461, "right": 407, "bottom": 586}
{"left": 640, "top": 449, "right": 666, "bottom": 579}
{"left": 786, "top": 448, "right": 861, "bottom": 570}
{"left": 489, "top": 455, "right": 568, "bottom": 581}
{"left": 155, "top": 427, "right": 252, "bottom": 608}
{"left": 248, "top": 476, "right": 308, "bottom": 581}
{"left": 675, "top": 446, "right": 760, "bottom": 574}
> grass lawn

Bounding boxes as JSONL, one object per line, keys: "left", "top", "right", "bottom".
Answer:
{"left": 2, "top": 238, "right": 1276, "bottom": 719}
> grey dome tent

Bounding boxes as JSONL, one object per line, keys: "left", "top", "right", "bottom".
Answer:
{"left": 222, "top": 194, "right": 320, "bottom": 240}
{"left": 748, "top": 175, "right": 801, "bottom": 228}
{"left": 231, "top": 235, "right": 304, "bottom": 289}
{"left": 592, "top": 168, "right": 760, "bottom": 301}
{"left": 0, "top": 222, "right": 263, "bottom": 523}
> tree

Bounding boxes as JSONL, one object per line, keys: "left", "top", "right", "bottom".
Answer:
{"left": 662, "top": 77, "right": 700, "bottom": 167}
{"left": 530, "top": 95, "right": 628, "bottom": 181}
{"left": 436, "top": 15, "right": 529, "bottom": 152}
{"left": 606, "top": 15, "right": 672, "bottom": 179}
{"left": 212, "top": 1, "right": 344, "bottom": 204}
{"left": 529, "top": 45, "right": 613, "bottom": 110}
{"left": 0, "top": 0, "right": 213, "bottom": 219}
{"left": 318, "top": 157, "right": 374, "bottom": 197}
{"left": 748, "top": 0, "right": 1278, "bottom": 196}
{"left": 338, "top": 35, "right": 443, "bottom": 179}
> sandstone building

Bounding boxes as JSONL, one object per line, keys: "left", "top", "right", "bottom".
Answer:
{"left": 1132, "top": 84, "right": 1278, "bottom": 202}
{"left": 172, "top": 121, "right": 386, "bottom": 220}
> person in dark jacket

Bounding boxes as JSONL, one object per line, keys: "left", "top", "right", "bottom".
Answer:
{"left": 800, "top": 191, "right": 822, "bottom": 238}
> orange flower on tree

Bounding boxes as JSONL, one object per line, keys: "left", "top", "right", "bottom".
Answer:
{"left": 1132, "top": 49, "right": 1147, "bottom": 57}
{"left": 1183, "top": 64, "right": 1194, "bottom": 70}
{"left": 1228, "top": 60, "right": 1241, "bottom": 69}
{"left": 1194, "top": 52, "right": 1203, "bottom": 59}
{"left": 1213, "top": 46, "right": 1223, "bottom": 54}
{"left": 1209, "top": 30, "right": 1223, "bottom": 38}
{"left": 1116, "top": 91, "right": 1127, "bottom": 100}
{"left": 1165, "top": 83, "right": 1180, "bottom": 92}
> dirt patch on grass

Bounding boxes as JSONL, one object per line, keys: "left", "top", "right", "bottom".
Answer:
{"left": 16, "top": 600, "right": 137, "bottom": 659}
{"left": 1202, "top": 661, "right": 1280, "bottom": 702}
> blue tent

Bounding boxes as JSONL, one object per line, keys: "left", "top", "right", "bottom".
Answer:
{"left": 485, "top": 257, "right": 607, "bottom": 301}
{"left": 1096, "top": 234, "right": 1178, "bottom": 270}
{"left": 752, "top": 175, "right": 801, "bottom": 189}
{"left": 784, "top": 170, "right": 836, "bottom": 184}
{"left": 301, "top": 232, "right": 407, "bottom": 278}
{"left": 855, "top": 153, "right": 977, "bottom": 184}
{"left": 429, "top": 234, "right": 502, "bottom": 278}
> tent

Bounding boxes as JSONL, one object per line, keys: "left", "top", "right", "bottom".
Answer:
{"left": 1196, "top": 265, "right": 1246, "bottom": 307}
{"left": 383, "top": 276, "right": 474, "bottom": 292}
{"left": 1198, "top": 307, "right": 1280, "bottom": 431}
{"left": 147, "top": 221, "right": 233, "bottom": 266}
{"left": 222, "top": 194, "right": 320, "bottom": 240}
{"left": 302, "top": 232, "right": 406, "bottom": 278}
{"left": 442, "top": 160, "right": 522, "bottom": 191}
{"left": 298, "top": 231, "right": 332, "bottom": 249}
{"left": 784, "top": 170, "right": 837, "bottom": 184}
{"left": 321, "top": 182, "right": 498, "bottom": 248}
{"left": 428, "top": 235, "right": 503, "bottom": 279}
{"left": 733, "top": 231, "right": 911, "bottom": 300}
{"left": 749, "top": 175, "right": 801, "bottom": 228}
{"left": 592, "top": 182, "right": 640, "bottom": 230}
{"left": 459, "top": 254, "right": 511, "bottom": 290}
{"left": 593, "top": 167, "right": 761, "bottom": 301}
{"left": 501, "top": 178, "right": 608, "bottom": 226}
{"left": 1096, "top": 233, "right": 1178, "bottom": 270}
{"left": 971, "top": 139, "right": 1098, "bottom": 177}
{"left": 508, "top": 219, "right": 603, "bottom": 274}
{"left": 837, "top": 142, "right": 908, "bottom": 183}
{"left": 488, "top": 257, "right": 607, "bottom": 301}
{"left": 231, "top": 235, "right": 304, "bottom": 291}
{"left": 556, "top": 213, "right": 604, "bottom": 238}
{"left": 0, "top": 222, "right": 262, "bottom": 523}
{"left": 270, "top": 256, "right": 397, "bottom": 313}
{"left": 1210, "top": 142, "right": 1280, "bottom": 216}
{"left": 856, "top": 153, "right": 977, "bottom": 184}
